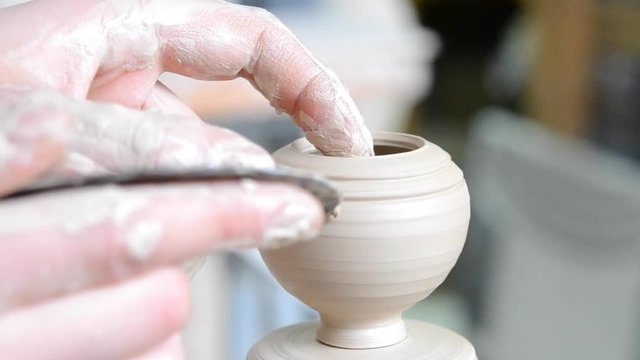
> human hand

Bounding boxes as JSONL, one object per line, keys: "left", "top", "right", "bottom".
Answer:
{"left": 0, "top": 0, "right": 374, "bottom": 159}
{"left": 0, "top": 87, "right": 325, "bottom": 359}
{"left": 0, "top": 0, "right": 373, "bottom": 358}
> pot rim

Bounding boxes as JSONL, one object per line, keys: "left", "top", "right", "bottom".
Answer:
{"left": 274, "top": 132, "right": 453, "bottom": 180}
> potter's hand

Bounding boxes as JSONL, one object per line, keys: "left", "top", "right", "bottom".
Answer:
{"left": 0, "top": 85, "right": 325, "bottom": 359}
{"left": 0, "top": 177, "right": 323, "bottom": 359}
{"left": 0, "top": 0, "right": 369, "bottom": 357}
{"left": 0, "top": 0, "right": 374, "bottom": 157}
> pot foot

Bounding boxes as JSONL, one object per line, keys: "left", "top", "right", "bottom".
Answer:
{"left": 316, "top": 317, "right": 406, "bottom": 349}
{"left": 247, "top": 320, "right": 477, "bottom": 360}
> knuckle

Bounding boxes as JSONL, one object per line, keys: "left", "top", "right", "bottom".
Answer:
{"left": 246, "top": 6, "right": 283, "bottom": 28}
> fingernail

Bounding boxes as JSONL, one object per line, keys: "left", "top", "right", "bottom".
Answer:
{"left": 260, "top": 197, "right": 323, "bottom": 249}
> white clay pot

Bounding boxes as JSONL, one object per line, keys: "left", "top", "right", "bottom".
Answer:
{"left": 261, "top": 132, "right": 470, "bottom": 349}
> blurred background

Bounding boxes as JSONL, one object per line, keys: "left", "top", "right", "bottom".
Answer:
{"left": 169, "top": 1, "right": 640, "bottom": 359}
{"left": 2, "top": 0, "right": 639, "bottom": 358}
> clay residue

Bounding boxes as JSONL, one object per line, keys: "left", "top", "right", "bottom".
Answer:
{"left": 124, "top": 220, "right": 164, "bottom": 260}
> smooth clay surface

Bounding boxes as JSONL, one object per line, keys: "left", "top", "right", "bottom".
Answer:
{"left": 248, "top": 320, "right": 477, "bottom": 360}
{"left": 260, "top": 132, "right": 471, "bottom": 350}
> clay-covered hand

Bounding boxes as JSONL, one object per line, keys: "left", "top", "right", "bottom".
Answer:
{"left": 0, "top": 0, "right": 374, "bottom": 158}
{"left": 0, "top": 0, "right": 375, "bottom": 358}
{"left": 0, "top": 176, "right": 323, "bottom": 359}
{"left": 0, "top": 86, "right": 325, "bottom": 359}
{"left": 0, "top": 89, "right": 323, "bottom": 359}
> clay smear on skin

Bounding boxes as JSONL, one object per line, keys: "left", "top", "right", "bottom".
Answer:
{"left": 0, "top": 90, "right": 69, "bottom": 168}
{"left": 68, "top": 98, "right": 274, "bottom": 170}
{"left": 125, "top": 220, "right": 164, "bottom": 260}
{"left": 294, "top": 63, "right": 373, "bottom": 157}
{"left": 0, "top": 127, "right": 15, "bottom": 168}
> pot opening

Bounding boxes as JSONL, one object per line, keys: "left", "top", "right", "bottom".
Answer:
{"left": 293, "top": 132, "right": 426, "bottom": 157}
{"left": 373, "top": 145, "right": 412, "bottom": 156}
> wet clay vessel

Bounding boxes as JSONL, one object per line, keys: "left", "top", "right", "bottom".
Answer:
{"left": 249, "top": 132, "right": 476, "bottom": 360}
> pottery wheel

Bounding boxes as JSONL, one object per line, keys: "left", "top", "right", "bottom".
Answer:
{"left": 247, "top": 320, "right": 477, "bottom": 360}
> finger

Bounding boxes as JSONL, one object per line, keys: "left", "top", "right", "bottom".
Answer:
{"left": 50, "top": 152, "right": 110, "bottom": 177}
{"left": 129, "top": 334, "right": 184, "bottom": 360}
{"left": 142, "top": 81, "right": 200, "bottom": 119}
{"left": 68, "top": 97, "right": 274, "bottom": 170}
{"left": 2, "top": 89, "right": 273, "bottom": 174}
{"left": 2, "top": 1, "right": 373, "bottom": 156}
{"left": 0, "top": 86, "right": 71, "bottom": 195}
{"left": 153, "top": 1, "right": 374, "bottom": 156}
{"left": 0, "top": 268, "right": 189, "bottom": 360}
{"left": 0, "top": 181, "right": 323, "bottom": 310}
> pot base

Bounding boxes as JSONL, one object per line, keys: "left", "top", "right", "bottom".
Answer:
{"left": 317, "top": 317, "right": 406, "bottom": 349}
{"left": 247, "top": 320, "right": 477, "bottom": 360}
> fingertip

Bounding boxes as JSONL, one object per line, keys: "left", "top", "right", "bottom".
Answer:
{"left": 257, "top": 184, "right": 325, "bottom": 249}
{"left": 145, "top": 268, "right": 191, "bottom": 334}
{"left": 144, "top": 182, "right": 325, "bottom": 252}
{"left": 293, "top": 75, "right": 374, "bottom": 157}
